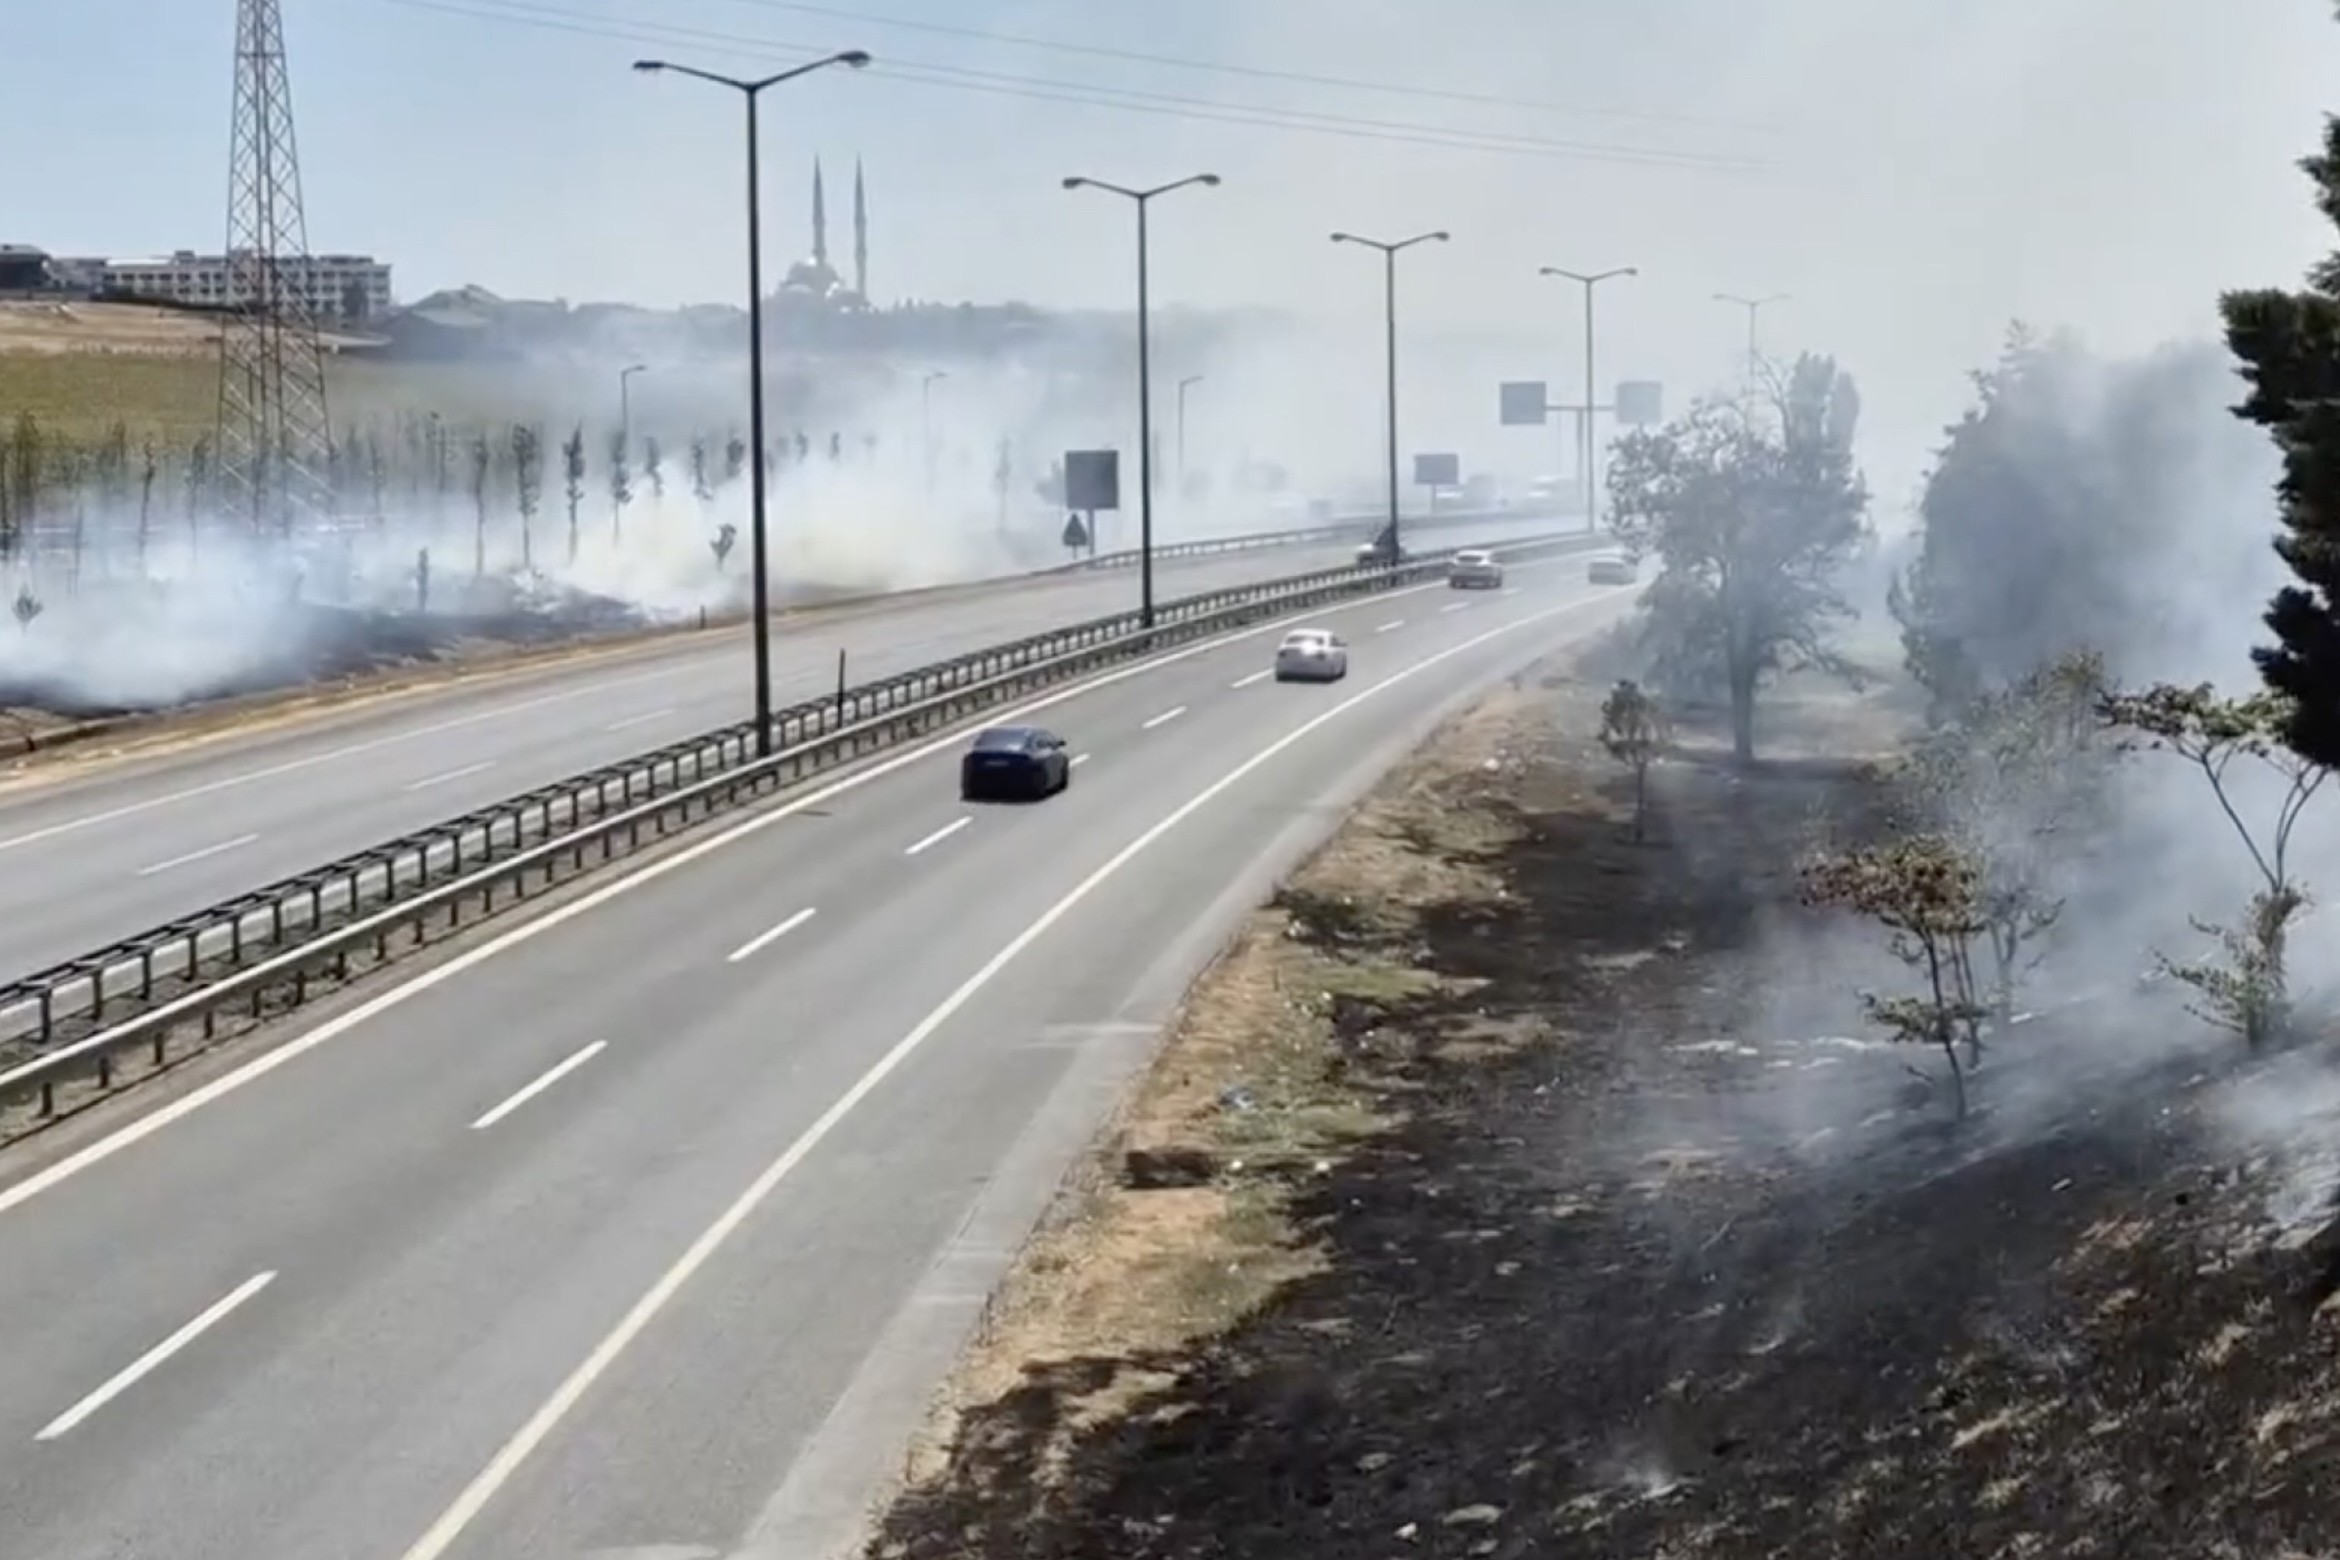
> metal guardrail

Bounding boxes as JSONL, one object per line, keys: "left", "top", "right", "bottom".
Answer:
{"left": 1043, "top": 504, "right": 1562, "bottom": 576}
{"left": 0, "top": 529, "right": 1604, "bottom": 1129}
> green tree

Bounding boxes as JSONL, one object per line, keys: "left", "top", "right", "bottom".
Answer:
{"left": 1606, "top": 353, "right": 1870, "bottom": 762}
{"left": 643, "top": 435, "right": 665, "bottom": 507}
{"left": 2226, "top": 92, "right": 2340, "bottom": 764}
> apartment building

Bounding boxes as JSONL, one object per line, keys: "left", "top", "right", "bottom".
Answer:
{"left": 43, "top": 249, "right": 393, "bottom": 319}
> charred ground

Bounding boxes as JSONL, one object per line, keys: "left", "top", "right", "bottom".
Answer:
{"left": 871, "top": 657, "right": 2340, "bottom": 1560}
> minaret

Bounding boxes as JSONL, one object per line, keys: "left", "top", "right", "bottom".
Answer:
{"left": 853, "top": 157, "right": 868, "bottom": 299}
{"left": 812, "top": 156, "right": 828, "bottom": 268}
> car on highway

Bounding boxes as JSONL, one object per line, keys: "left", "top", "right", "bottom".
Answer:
{"left": 1588, "top": 554, "right": 1639, "bottom": 586}
{"left": 1274, "top": 627, "right": 1350, "bottom": 683}
{"left": 1447, "top": 548, "right": 1504, "bottom": 589}
{"left": 959, "top": 724, "right": 1072, "bottom": 801}
{"left": 1353, "top": 529, "right": 1409, "bottom": 567}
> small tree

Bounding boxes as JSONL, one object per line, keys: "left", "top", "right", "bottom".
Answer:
{"left": 724, "top": 430, "right": 748, "bottom": 485}
{"left": 510, "top": 423, "right": 544, "bottom": 571}
{"left": 1802, "top": 836, "right": 1990, "bottom": 1117}
{"left": 710, "top": 521, "right": 737, "bottom": 571}
{"left": 136, "top": 439, "right": 158, "bottom": 577}
{"left": 1597, "top": 678, "right": 1666, "bottom": 841}
{"left": 2099, "top": 683, "right": 2329, "bottom": 1049}
{"left": 689, "top": 434, "right": 713, "bottom": 512}
{"left": 366, "top": 432, "right": 389, "bottom": 529}
{"left": 643, "top": 435, "right": 665, "bottom": 508}
{"left": 469, "top": 431, "right": 493, "bottom": 576}
{"left": 607, "top": 430, "right": 633, "bottom": 544}
{"left": 12, "top": 582, "right": 41, "bottom": 631}
{"left": 1901, "top": 650, "right": 2108, "bottom": 1029}
{"left": 561, "top": 424, "right": 587, "bottom": 565}
{"left": 993, "top": 437, "right": 1014, "bottom": 533}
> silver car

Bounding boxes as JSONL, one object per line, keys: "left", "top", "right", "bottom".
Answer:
{"left": 1273, "top": 627, "right": 1350, "bottom": 682}
{"left": 1447, "top": 548, "right": 1504, "bottom": 589}
{"left": 1588, "top": 555, "right": 1638, "bottom": 586}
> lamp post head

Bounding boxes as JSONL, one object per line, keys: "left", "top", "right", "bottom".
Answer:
{"left": 1062, "top": 176, "right": 1088, "bottom": 191}
{"left": 1195, "top": 173, "right": 1222, "bottom": 187}
{"left": 1428, "top": 230, "right": 1451, "bottom": 242}
{"left": 632, "top": 59, "right": 665, "bottom": 73}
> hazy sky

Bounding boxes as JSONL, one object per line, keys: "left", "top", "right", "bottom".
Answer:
{"left": 9, "top": 1, "right": 2340, "bottom": 498}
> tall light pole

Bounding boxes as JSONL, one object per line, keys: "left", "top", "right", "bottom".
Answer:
{"left": 618, "top": 362, "right": 648, "bottom": 448}
{"left": 1176, "top": 374, "right": 1203, "bottom": 496}
{"left": 1331, "top": 229, "right": 1448, "bottom": 559}
{"left": 1539, "top": 266, "right": 1635, "bottom": 533}
{"left": 1714, "top": 292, "right": 1787, "bottom": 389}
{"left": 920, "top": 369, "right": 947, "bottom": 499}
{"left": 1062, "top": 172, "right": 1220, "bottom": 628}
{"left": 634, "top": 48, "right": 871, "bottom": 758}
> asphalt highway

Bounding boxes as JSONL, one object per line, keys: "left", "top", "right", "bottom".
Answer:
{"left": 0, "top": 515, "right": 1570, "bottom": 983}
{"left": 0, "top": 548, "right": 1634, "bottom": 1560}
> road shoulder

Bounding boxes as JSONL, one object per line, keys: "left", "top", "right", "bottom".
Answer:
{"left": 862, "top": 647, "right": 2340, "bottom": 1558}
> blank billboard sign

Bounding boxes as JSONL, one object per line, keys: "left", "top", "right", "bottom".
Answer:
{"left": 1064, "top": 449, "right": 1120, "bottom": 511}
{"left": 1499, "top": 380, "right": 1549, "bottom": 426}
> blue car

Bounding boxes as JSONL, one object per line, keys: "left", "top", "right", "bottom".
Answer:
{"left": 960, "top": 724, "right": 1072, "bottom": 802}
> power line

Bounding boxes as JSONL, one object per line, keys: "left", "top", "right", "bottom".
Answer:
{"left": 710, "top": 0, "right": 1778, "bottom": 136}
{"left": 367, "top": 0, "right": 1771, "bottom": 173}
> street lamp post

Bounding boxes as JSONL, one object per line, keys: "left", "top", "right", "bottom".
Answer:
{"left": 634, "top": 48, "right": 871, "bottom": 757}
{"left": 618, "top": 362, "right": 648, "bottom": 448}
{"left": 1714, "top": 292, "right": 1787, "bottom": 390}
{"left": 1331, "top": 229, "right": 1448, "bottom": 559}
{"left": 921, "top": 370, "right": 947, "bottom": 500}
{"left": 1176, "top": 374, "right": 1203, "bottom": 496}
{"left": 1538, "top": 266, "right": 1636, "bottom": 533}
{"left": 1062, "top": 173, "right": 1221, "bottom": 628}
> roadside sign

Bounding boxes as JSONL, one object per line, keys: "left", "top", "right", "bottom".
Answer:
{"left": 1413, "top": 452, "right": 1460, "bottom": 488}
{"left": 1616, "top": 380, "right": 1664, "bottom": 427}
{"left": 1064, "top": 449, "right": 1120, "bottom": 512}
{"left": 1499, "top": 381, "right": 1549, "bottom": 426}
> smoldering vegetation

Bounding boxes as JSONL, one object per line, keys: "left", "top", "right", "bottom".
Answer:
{"left": 1594, "top": 324, "right": 2340, "bottom": 1250}
{"left": 0, "top": 315, "right": 1383, "bottom": 720}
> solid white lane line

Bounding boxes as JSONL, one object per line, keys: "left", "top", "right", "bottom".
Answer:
{"left": 388, "top": 587, "right": 1618, "bottom": 1560}
{"left": 1070, "top": 753, "right": 1091, "bottom": 767}
{"left": 726, "top": 908, "right": 817, "bottom": 964}
{"left": 904, "top": 817, "right": 971, "bottom": 856}
{"left": 1229, "top": 670, "right": 1271, "bottom": 689}
{"left": 0, "top": 562, "right": 1619, "bottom": 1224}
{"left": 0, "top": 666, "right": 693, "bottom": 855}
{"left": 469, "top": 1041, "right": 608, "bottom": 1131}
{"left": 1374, "top": 619, "right": 1405, "bottom": 634}
{"left": 402, "top": 760, "right": 495, "bottom": 792}
{"left": 134, "top": 833, "right": 258, "bottom": 877}
{"left": 603, "top": 707, "right": 676, "bottom": 733}
{"left": 34, "top": 1271, "right": 276, "bottom": 1441}
{"left": 1141, "top": 706, "right": 1187, "bottom": 730}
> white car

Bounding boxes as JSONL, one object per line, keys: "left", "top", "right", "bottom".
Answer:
{"left": 1447, "top": 548, "right": 1503, "bottom": 589}
{"left": 1588, "top": 555, "right": 1639, "bottom": 586}
{"left": 1273, "top": 628, "right": 1349, "bottom": 683}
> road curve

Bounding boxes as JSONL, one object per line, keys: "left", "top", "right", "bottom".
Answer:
{"left": 0, "top": 516, "right": 1569, "bottom": 984}
{"left": 0, "top": 544, "right": 1632, "bottom": 1560}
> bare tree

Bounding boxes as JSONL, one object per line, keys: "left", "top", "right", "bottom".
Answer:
{"left": 510, "top": 424, "right": 544, "bottom": 571}
{"left": 562, "top": 424, "right": 587, "bottom": 566}
{"left": 607, "top": 431, "right": 633, "bottom": 544}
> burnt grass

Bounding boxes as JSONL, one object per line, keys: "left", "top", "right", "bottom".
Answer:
{"left": 871, "top": 676, "right": 2340, "bottom": 1560}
